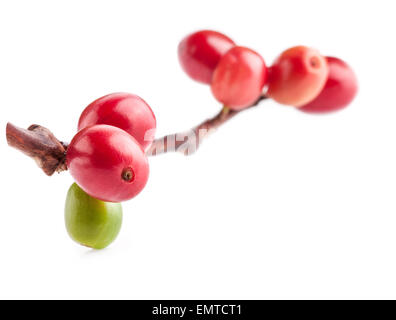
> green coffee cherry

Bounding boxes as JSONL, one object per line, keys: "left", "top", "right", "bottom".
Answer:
{"left": 65, "top": 183, "right": 122, "bottom": 249}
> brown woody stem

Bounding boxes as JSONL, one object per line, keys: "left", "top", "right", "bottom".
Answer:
{"left": 5, "top": 95, "right": 268, "bottom": 175}
{"left": 6, "top": 123, "right": 68, "bottom": 176}
{"left": 147, "top": 95, "right": 267, "bottom": 156}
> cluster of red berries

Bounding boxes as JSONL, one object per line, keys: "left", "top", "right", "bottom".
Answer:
{"left": 9, "top": 29, "right": 358, "bottom": 249}
{"left": 67, "top": 93, "right": 156, "bottom": 203}
{"left": 68, "top": 29, "right": 358, "bottom": 206}
{"left": 178, "top": 30, "right": 358, "bottom": 112}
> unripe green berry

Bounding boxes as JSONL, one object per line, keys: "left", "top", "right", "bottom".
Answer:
{"left": 65, "top": 183, "right": 122, "bottom": 249}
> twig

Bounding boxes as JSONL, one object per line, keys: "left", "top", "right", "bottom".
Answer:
{"left": 5, "top": 95, "right": 268, "bottom": 175}
{"left": 147, "top": 95, "right": 267, "bottom": 156}
{"left": 6, "top": 123, "right": 68, "bottom": 175}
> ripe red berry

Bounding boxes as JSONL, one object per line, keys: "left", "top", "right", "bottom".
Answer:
{"left": 298, "top": 57, "right": 358, "bottom": 113}
{"left": 67, "top": 125, "right": 149, "bottom": 202}
{"left": 267, "top": 46, "right": 329, "bottom": 107}
{"left": 78, "top": 93, "right": 156, "bottom": 150}
{"left": 210, "top": 46, "right": 267, "bottom": 110}
{"left": 178, "top": 30, "right": 235, "bottom": 84}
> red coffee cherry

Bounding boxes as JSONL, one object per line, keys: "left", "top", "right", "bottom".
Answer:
{"left": 298, "top": 57, "right": 358, "bottom": 113}
{"left": 178, "top": 30, "right": 235, "bottom": 84}
{"left": 78, "top": 93, "right": 156, "bottom": 150}
{"left": 67, "top": 125, "right": 149, "bottom": 202}
{"left": 210, "top": 46, "right": 267, "bottom": 110}
{"left": 267, "top": 46, "right": 329, "bottom": 107}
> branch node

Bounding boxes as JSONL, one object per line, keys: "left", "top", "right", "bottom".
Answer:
{"left": 6, "top": 122, "right": 68, "bottom": 176}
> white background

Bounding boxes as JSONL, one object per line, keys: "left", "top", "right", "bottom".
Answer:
{"left": 0, "top": 0, "right": 395, "bottom": 299}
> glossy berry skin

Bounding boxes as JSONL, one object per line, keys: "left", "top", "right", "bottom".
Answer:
{"left": 65, "top": 183, "right": 122, "bottom": 249}
{"left": 267, "top": 46, "right": 329, "bottom": 107}
{"left": 299, "top": 57, "right": 358, "bottom": 113}
{"left": 78, "top": 93, "right": 156, "bottom": 150}
{"left": 178, "top": 30, "right": 235, "bottom": 84}
{"left": 211, "top": 46, "right": 267, "bottom": 110}
{"left": 67, "top": 125, "right": 149, "bottom": 203}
